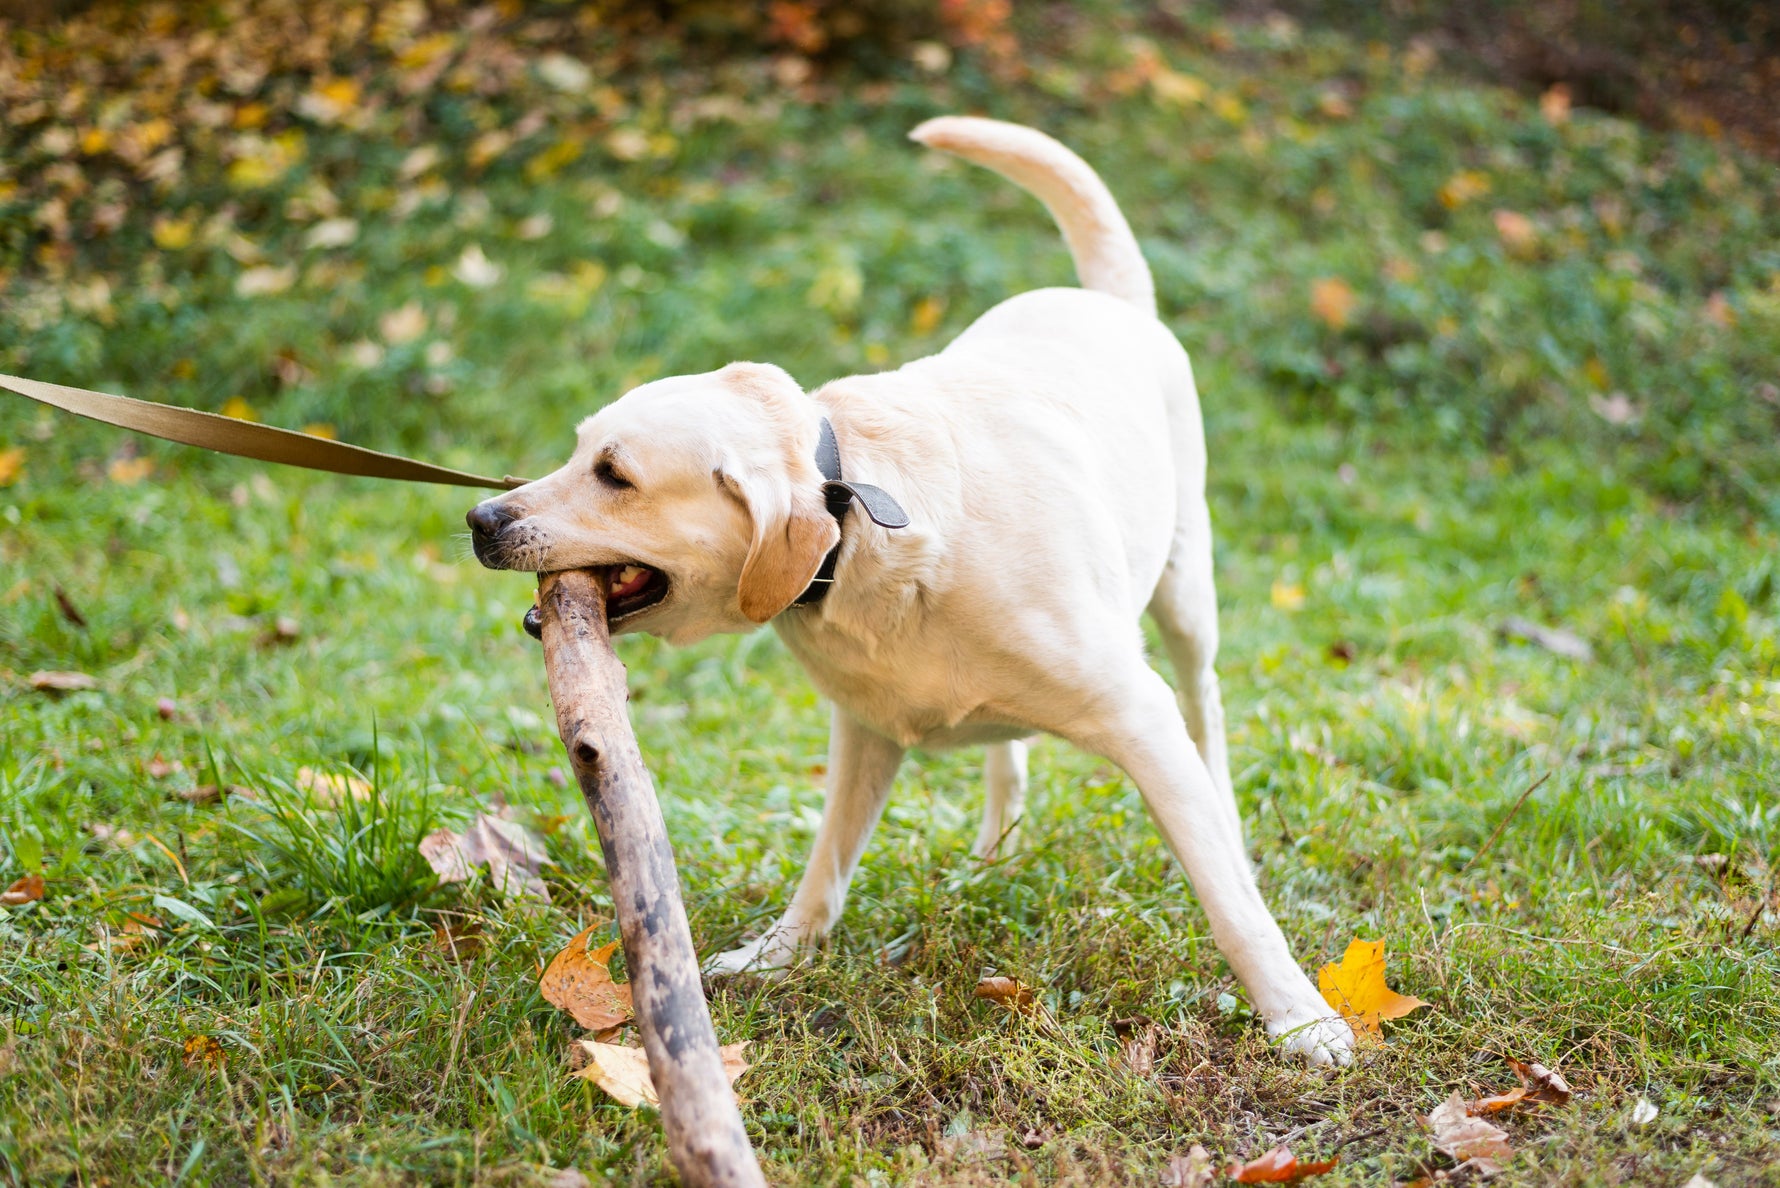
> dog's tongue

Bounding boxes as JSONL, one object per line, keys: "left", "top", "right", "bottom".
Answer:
{"left": 609, "top": 564, "right": 652, "bottom": 599}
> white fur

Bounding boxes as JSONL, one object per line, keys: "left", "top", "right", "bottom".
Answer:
{"left": 472, "top": 116, "right": 1354, "bottom": 1065}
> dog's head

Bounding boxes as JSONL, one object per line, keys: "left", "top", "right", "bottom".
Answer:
{"left": 467, "top": 362, "right": 840, "bottom": 643}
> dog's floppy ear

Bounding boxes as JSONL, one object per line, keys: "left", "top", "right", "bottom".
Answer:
{"left": 725, "top": 464, "right": 840, "bottom": 623}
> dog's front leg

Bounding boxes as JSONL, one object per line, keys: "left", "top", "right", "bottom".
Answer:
{"left": 703, "top": 707, "right": 905, "bottom": 976}
{"left": 1065, "top": 666, "right": 1355, "bottom": 1066}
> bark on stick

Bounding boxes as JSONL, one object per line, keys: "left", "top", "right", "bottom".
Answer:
{"left": 535, "top": 569, "right": 765, "bottom": 1188}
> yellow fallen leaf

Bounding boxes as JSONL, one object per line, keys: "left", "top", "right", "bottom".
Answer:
{"left": 1438, "top": 170, "right": 1491, "bottom": 209}
{"left": 910, "top": 295, "right": 945, "bottom": 335}
{"left": 107, "top": 455, "right": 155, "bottom": 485}
{"left": 1270, "top": 580, "right": 1305, "bottom": 611}
{"left": 0, "top": 446, "right": 25, "bottom": 487}
{"left": 540, "top": 924, "right": 633, "bottom": 1031}
{"left": 220, "top": 397, "right": 257, "bottom": 421}
{"left": 183, "top": 1034, "right": 227, "bottom": 1069}
{"left": 570, "top": 1039, "right": 749, "bottom": 1108}
{"left": 379, "top": 301, "right": 427, "bottom": 344}
{"left": 1308, "top": 277, "right": 1355, "bottom": 330}
{"left": 1317, "top": 938, "right": 1427, "bottom": 1038}
{"left": 974, "top": 975, "right": 1040, "bottom": 1016}
{"left": 151, "top": 215, "right": 195, "bottom": 250}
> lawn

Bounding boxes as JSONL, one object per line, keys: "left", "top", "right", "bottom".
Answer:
{"left": 2, "top": 2, "right": 1778, "bottom": 1184}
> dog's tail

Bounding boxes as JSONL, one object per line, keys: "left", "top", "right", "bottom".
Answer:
{"left": 910, "top": 116, "right": 1155, "bottom": 317}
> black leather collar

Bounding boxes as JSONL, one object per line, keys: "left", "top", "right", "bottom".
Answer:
{"left": 794, "top": 417, "right": 909, "bottom": 606}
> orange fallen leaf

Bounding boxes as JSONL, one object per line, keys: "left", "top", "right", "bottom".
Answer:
{"left": 1225, "top": 1145, "right": 1338, "bottom": 1183}
{"left": 1317, "top": 937, "right": 1428, "bottom": 1038}
{"left": 1507, "top": 1058, "right": 1571, "bottom": 1104}
{"left": 0, "top": 446, "right": 25, "bottom": 487}
{"left": 540, "top": 923, "right": 633, "bottom": 1031}
{"left": 1308, "top": 277, "right": 1356, "bottom": 330}
{"left": 2, "top": 875, "right": 46, "bottom": 906}
{"left": 570, "top": 1039, "right": 749, "bottom": 1108}
{"left": 974, "top": 975, "right": 1038, "bottom": 1014}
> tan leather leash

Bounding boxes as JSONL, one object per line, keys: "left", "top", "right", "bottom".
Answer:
{"left": 1, "top": 371, "right": 525, "bottom": 490}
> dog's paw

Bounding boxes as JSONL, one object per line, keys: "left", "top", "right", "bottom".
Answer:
{"left": 701, "top": 930, "right": 801, "bottom": 978}
{"left": 1267, "top": 1004, "right": 1356, "bottom": 1067}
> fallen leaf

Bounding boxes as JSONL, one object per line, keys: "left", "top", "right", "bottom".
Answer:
{"left": 1497, "top": 617, "right": 1593, "bottom": 662}
{"left": 1506, "top": 1058, "right": 1571, "bottom": 1104}
{"left": 1438, "top": 169, "right": 1491, "bottom": 209}
{"left": 419, "top": 812, "right": 552, "bottom": 901}
{"left": 2, "top": 875, "right": 46, "bottom": 906}
{"left": 182, "top": 1034, "right": 226, "bottom": 1069}
{"left": 295, "top": 765, "right": 370, "bottom": 805}
{"left": 540, "top": 923, "right": 633, "bottom": 1031}
{"left": 1539, "top": 83, "right": 1572, "bottom": 124}
{"left": 1270, "top": 580, "right": 1306, "bottom": 611}
{"left": 107, "top": 454, "right": 155, "bottom": 485}
{"left": 236, "top": 263, "right": 297, "bottom": 296}
{"left": 1630, "top": 1096, "right": 1659, "bottom": 1126}
{"left": 0, "top": 446, "right": 24, "bottom": 486}
{"left": 1588, "top": 391, "right": 1642, "bottom": 427}
{"left": 432, "top": 921, "right": 485, "bottom": 962}
{"left": 1308, "top": 277, "right": 1355, "bottom": 330}
{"left": 145, "top": 754, "right": 181, "bottom": 779}
{"left": 1160, "top": 1144, "right": 1215, "bottom": 1187}
{"left": 379, "top": 301, "right": 427, "bottom": 344}
{"left": 303, "top": 217, "right": 359, "bottom": 249}
{"left": 974, "top": 975, "right": 1038, "bottom": 1014}
{"left": 1113, "top": 1015, "right": 1159, "bottom": 1076}
{"left": 30, "top": 670, "right": 97, "bottom": 692}
{"left": 220, "top": 397, "right": 257, "bottom": 421}
{"left": 1225, "top": 1145, "right": 1338, "bottom": 1183}
{"left": 1492, "top": 209, "right": 1537, "bottom": 256}
{"left": 89, "top": 822, "right": 135, "bottom": 847}
{"left": 570, "top": 1039, "right": 749, "bottom": 1108}
{"left": 453, "top": 243, "right": 502, "bottom": 288}
{"left": 1317, "top": 937, "right": 1428, "bottom": 1038}
{"left": 1427, "top": 1091, "right": 1513, "bottom": 1167}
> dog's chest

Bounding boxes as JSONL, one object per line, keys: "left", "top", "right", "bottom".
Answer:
{"left": 774, "top": 621, "right": 1033, "bottom": 749}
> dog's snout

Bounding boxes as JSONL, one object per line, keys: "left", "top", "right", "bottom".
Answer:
{"left": 466, "top": 500, "right": 517, "bottom": 538}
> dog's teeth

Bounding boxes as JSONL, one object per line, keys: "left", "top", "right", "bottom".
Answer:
{"left": 613, "top": 565, "right": 645, "bottom": 590}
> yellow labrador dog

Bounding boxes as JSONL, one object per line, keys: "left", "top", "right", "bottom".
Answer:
{"left": 469, "top": 117, "right": 1355, "bottom": 1064}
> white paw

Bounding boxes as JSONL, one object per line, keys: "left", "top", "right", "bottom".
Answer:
{"left": 1267, "top": 1004, "right": 1356, "bottom": 1067}
{"left": 701, "top": 929, "right": 802, "bottom": 978}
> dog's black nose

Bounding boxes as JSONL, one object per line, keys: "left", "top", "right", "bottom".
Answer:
{"left": 466, "top": 501, "right": 516, "bottom": 538}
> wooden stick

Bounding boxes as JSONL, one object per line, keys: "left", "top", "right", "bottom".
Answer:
{"left": 534, "top": 570, "right": 765, "bottom": 1188}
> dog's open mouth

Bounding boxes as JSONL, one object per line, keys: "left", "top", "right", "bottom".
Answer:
{"left": 606, "top": 563, "right": 669, "bottom": 621}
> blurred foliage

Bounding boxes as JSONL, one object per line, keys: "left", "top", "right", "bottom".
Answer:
{"left": 2, "top": 1, "right": 1776, "bottom": 519}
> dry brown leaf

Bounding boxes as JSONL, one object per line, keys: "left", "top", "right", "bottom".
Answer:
{"left": 1113, "top": 1015, "right": 1159, "bottom": 1076}
{"left": 53, "top": 586, "right": 87, "bottom": 628}
{"left": 2, "top": 875, "right": 46, "bottom": 906}
{"left": 570, "top": 1039, "right": 750, "bottom": 1108}
{"left": 30, "top": 670, "right": 97, "bottom": 693}
{"left": 540, "top": 923, "right": 633, "bottom": 1031}
{"left": 1506, "top": 1058, "right": 1571, "bottom": 1104}
{"left": 1225, "top": 1145, "right": 1339, "bottom": 1183}
{"left": 431, "top": 920, "right": 485, "bottom": 961}
{"left": 1427, "top": 1091, "right": 1513, "bottom": 1172}
{"left": 418, "top": 812, "right": 551, "bottom": 901}
{"left": 145, "top": 754, "right": 181, "bottom": 779}
{"left": 1160, "top": 1144, "right": 1215, "bottom": 1187}
{"left": 1316, "top": 938, "right": 1428, "bottom": 1038}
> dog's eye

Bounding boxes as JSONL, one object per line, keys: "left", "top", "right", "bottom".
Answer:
{"left": 594, "top": 458, "right": 633, "bottom": 490}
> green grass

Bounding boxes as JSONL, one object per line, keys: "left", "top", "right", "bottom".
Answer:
{"left": 3, "top": 2, "right": 1779, "bottom": 1184}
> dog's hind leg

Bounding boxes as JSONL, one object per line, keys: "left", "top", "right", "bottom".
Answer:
{"left": 1148, "top": 501, "right": 1237, "bottom": 828}
{"left": 972, "top": 739, "right": 1029, "bottom": 861}
{"left": 703, "top": 708, "right": 904, "bottom": 976}
{"left": 1055, "top": 663, "right": 1352, "bottom": 1065}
